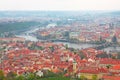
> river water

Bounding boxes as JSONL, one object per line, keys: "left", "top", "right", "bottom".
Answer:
{"left": 16, "top": 27, "right": 39, "bottom": 42}
{"left": 16, "top": 25, "right": 120, "bottom": 53}
{"left": 54, "top": 42, "right": 96, "bottom": 49}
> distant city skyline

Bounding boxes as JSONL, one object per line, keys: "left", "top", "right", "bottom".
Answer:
{"left": 0, "top": 0, "right": 120, "bottom": 11}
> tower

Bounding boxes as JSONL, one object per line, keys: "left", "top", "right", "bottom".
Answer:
{"left": 73, "top": 60, "right": 77, "bottom": 73}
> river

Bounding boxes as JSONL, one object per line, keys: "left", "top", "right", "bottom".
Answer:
{"left": 54, "top": 42, "right": 96, "bottom": 49}
{"left": 16, "top": 27, "right": 39, "bottom": 42}
{"left": 16, "top": 25, "right": 120, "bottom": 53}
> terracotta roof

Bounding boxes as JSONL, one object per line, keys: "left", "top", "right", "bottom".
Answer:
{"left": 79, "top": 67, "right": 108, "bottom": 74}
{"left": 103, "top": 75, "right": 120, "bottom": 80}
{"left": 100, "top": 58, "right": 120, "bottom": 65}
{"left": 111, "top": 65, "right": 120, "bottom": 70}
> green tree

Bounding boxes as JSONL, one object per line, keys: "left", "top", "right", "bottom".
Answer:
{"left": 92, "top": 75, "right": 97, "bottom": 80}
{"left": 79, "top": 75, "right": 87, "bottom": 80}
{"left": 106, "top": 65, "right": 112, "bottom": 69}
{"left": 79, "top": 51, "right": 86, "bottom": 59}
{"left": 43, "top": 70, "right": 57, "bottom": 78}
{"left": 15, "top": 75, "right": 25, "bottom": 80}
{"left": 65, "top": 44, "right": 69, "bottom": 49}
{"left": 6, "top": 72, "right": 17, "bottom": 80}
{"left": 26, "top": 73, "right": 35, "bottom": 80}
{"left": 39, "top": 76, "right": 71, "bottom": 80}
{"left": 49, "top": 46, "right": 54, "bottom": 52}
{"left": 0, "top": 70, "right": 5, "bottom": 80}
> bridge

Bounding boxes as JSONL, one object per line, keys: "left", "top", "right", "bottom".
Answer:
{"left": 94, "top": 42, "right": 113, "bottom": 50}
{"left": 50, "top": 39, "right": 68, "bottom": 42}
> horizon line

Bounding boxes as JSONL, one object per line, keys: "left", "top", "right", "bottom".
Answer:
{"left": 0, "top": 10, "right": 120, "bottom": 12}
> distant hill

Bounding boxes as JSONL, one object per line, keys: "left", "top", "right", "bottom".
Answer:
{"left": 0, "top": 21, "right": 40, "bottom": 34}
{"left": 110, "top": 11, "right": 120, "bottom": 15}
{"left": 0, "top": 11, "right": 119, "bottom": 18}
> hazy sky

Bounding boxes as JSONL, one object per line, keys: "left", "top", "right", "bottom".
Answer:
{"left": 0, "top": 0, "right": 120, "bottom": 11}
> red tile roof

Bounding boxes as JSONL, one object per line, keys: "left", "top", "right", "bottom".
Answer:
{"left": 79, "top": 67, "right": 108, "bottom": 74}
{"left": 103, "top": 75, "right": 120, "bottom": 80}
{"left": 111, "top": 65, "right": 120, "bottom": 70}
{"left": 100, "top": 58, "right": 120, "bottom": 65}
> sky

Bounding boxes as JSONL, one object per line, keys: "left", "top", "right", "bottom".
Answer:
{"left": 0, "top": 0, "right": 120, "bottom": 11}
